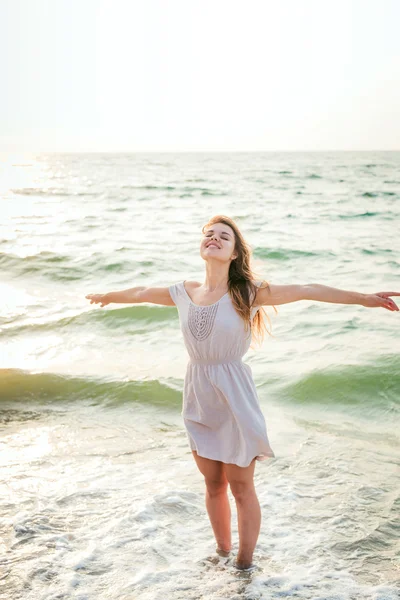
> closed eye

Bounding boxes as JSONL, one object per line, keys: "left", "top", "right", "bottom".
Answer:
{"left": 206, "top": 234, "right": 229, "bottom": 240}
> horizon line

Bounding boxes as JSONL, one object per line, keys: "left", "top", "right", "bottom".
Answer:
{"left": 1, "top": 149, "right": 400, "bottom": 155}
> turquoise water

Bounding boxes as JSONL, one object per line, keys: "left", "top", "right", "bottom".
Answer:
{"left": 0, "top": 152, "right": 399, "bottom": 599}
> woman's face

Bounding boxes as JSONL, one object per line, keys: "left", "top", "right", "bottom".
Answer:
{"left": 200, "top": 223, "right": 237, "bottom": 263}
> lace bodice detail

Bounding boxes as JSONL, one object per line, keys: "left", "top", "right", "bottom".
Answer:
{"left": 187, "top": 302, "right": 219, "bottom": 341}
{"left": 168, "top": 279, "right": 263, "bottom": 356}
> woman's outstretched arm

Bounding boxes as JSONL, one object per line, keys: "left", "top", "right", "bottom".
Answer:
{"left": 304, "top": 284, "right": 399, "bottom": 311}
{"left": 256, "top": 283, "right": 400, "bottom": 311}
{"left": 85, "top": 286, "right": 175, "bottom": 307}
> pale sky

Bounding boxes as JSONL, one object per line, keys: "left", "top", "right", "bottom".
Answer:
{"left": 1, "top": 0, "right": 399, "bottom": 152}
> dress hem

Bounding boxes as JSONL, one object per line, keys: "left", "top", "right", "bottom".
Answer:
{"left": 189, "top": 444, "right": 275, "bottom": 468}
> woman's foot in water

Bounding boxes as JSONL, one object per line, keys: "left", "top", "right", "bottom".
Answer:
{"left": 234, "top": 557, "right": 257, "bottom": 571}
{"left": 216, "top": 546, "right": 231, "bottom": 557}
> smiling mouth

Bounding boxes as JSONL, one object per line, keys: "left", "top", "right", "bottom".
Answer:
{"left": 207, "top": 243, "right": 220, "bottom": 249}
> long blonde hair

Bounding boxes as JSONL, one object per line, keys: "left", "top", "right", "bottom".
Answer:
{"left": 202, "top": 215, "right": 278, "bottom": 348}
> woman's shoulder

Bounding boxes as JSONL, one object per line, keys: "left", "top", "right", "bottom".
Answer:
{"left": 168, "top": 279, "right": 201, "bottom": 305}
{"left": 182, "top": 280, "right": 202, "bottom": 292}
{"left": 249, "top": 279, "right": 270, "bottom": 307}
{"left": 251, "top": 279, "right": 269, "bottom": 287}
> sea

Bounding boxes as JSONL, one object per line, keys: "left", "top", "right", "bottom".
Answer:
{"left": 0, "top": 151, "right": 399, "bottom": 600}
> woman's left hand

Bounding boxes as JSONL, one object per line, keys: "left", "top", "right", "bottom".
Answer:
{"left": 362, "top": 292, "right": 400, "bottom": 311}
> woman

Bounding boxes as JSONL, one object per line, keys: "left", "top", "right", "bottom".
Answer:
{"left": 86, "top": 215, "right": 399, "bottom": 572}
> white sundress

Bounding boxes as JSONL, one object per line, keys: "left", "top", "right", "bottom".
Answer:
{"left": 168, "top": 280, "right": 275, "bottom": 468}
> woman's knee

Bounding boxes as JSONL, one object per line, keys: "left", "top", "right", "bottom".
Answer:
{"left": 229, "top": 481, "right": 255, "bottom": 502}
{"left": 205, "top": 478, "right": 229, "bottom": 496}
{"left": 224, "top": 458, "right": 256, "bottom": 501}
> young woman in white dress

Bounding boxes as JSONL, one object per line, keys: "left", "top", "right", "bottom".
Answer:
{"left": 86, "top": 215, "right": 399, "bottom": 571}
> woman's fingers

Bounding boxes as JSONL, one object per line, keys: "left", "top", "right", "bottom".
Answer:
{"left": 364, "top": 294, "right": 399, "bottom": 310}
{"left": 375, "top": 291, "right": 400, "bottom": 298}
{"left": 85, "top": 294, "right": 106, "bottom": 306}
{"left": 381, "top": 297, "right": 398, "bottom": 311}
{"left": 374, "top": 292, "right": 400, "bottom": 311}
{"left": 377, "top": 296, "right": 399, "bottom": 311}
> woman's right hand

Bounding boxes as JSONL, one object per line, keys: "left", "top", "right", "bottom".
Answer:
{"left": 85, "top": 293, "right": 111, "bottom": 307}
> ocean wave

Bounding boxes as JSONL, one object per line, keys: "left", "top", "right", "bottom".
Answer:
{"left": 277, "top": 355, "right": 400, "bottom": 417}
{"left": 0, "top": 368, "right": 182, "bottom": 409}
{"left": 119, "top": 184, "right": 227, "bottom": 196}
{"left": 0, "top": 250, "right": 149, "bottom": 280}
{"left": 10, "top": 187, "right": 97, "bottom": 197}
{"left": 120, "top": 184, "right": 176, "bottom": 191}
{"left": 254, "top": 247, "right": 332, "bottom": 260}
{"left": 1, "top": 303, "right": 176, "bottom": 335}
{"left": 338, "top": 211, "right": 381, "bottom": 218}
{"left": 359, "top": 191, "right": 397, "bottom": 197}
{"left": 2, "top": 354, "right": 399, "bottom": 418}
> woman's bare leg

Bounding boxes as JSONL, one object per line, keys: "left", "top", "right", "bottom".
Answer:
{"left": 191, "top": 450, "right": 231, "bottom": 553}
{"left": 224, "top": 457, "right": 260, "bottom": 568}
